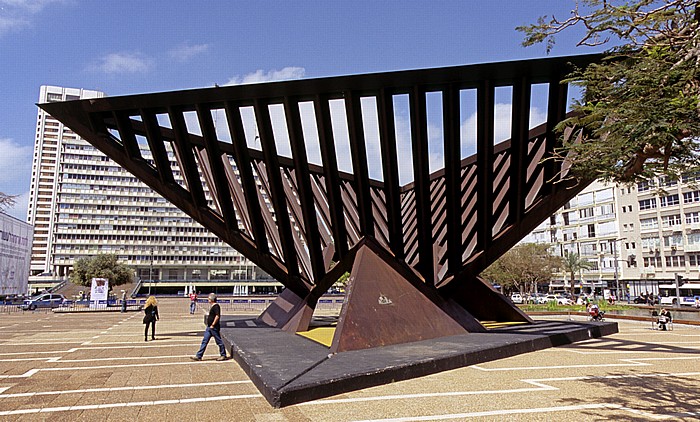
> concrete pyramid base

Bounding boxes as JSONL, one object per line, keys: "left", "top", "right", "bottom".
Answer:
{"left": 220, "top": 316, "right": 618, "bottom": 408}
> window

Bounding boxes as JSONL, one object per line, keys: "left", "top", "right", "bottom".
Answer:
{"left": 563, "top": 212, "right": 570, "bottom": 225}
{"left": 641, "top": 237, "right": 661, "bottom": 249}
{"left": 689, "top": 254, "right": 700, "bottom": 266}
{"left": 640, "top": 217, "right": 659, "bottom": 229}
{"left": 660, "top": 194, "right": 679, "bottom": 207}
{"left": 580, "top": 242, "right": 597, "bottom": 255}
{"left": 682, "top": 172, "right": 700, "bottom": 183}
{"left": 639, "top": 198, "right": 657, "bottom": 210}
{"left": 587, "top": 224, "right": 596, "bottom": 238}
{"left": 687, "top": 232, "right": 700, "bottom": 245}
{"left": 665, "top": 256, "right": 685, "bottom": 267}
{"left": 663, "top": 234, "right": 683, "bottom": 247}
{"left": 599, "top": 204, "right": 614, "bottom": 216}
{"left": 684, "top": 191, "right": 700, "bottom": 203}
{"left": 661, "top": 214, "right": 682, "bottom": 228}
{"left": 46, "top": 93, "right": 63, "bottom": 102}
{"left": 595, "top": 188, "right": 613, "bottom": 202}
{"left": 637, "top": 181, "right": 652, "bottom": 192}
{"left": 686, "top": 212, "right": 700, "bottom": 225}
{"left": 643, "top": 256, "right": 662, "bottom": 267}
{"left": 579, "top": 207, "right": 594, "bottom": 219}
{"left": 660, "top": 176, "right": 677, "bottom": 187}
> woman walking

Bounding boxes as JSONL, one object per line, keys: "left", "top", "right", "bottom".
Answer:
{"left": 143, "top": 295, "right": 159, "bottom": 341}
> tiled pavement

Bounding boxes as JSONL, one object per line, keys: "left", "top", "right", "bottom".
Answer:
{"left": 0, "top": 299, "right": 698, "bottom": 421}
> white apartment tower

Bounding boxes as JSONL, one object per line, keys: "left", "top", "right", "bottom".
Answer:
{"left": 27, "top": 86, "right": 278, "bottom": 294}
{"left": 525, "top": 174, "right": 700, "bottom": 298}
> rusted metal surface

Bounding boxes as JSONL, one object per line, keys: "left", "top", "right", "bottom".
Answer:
{"left": 40, "top": 54, "right": 599, "bottom": 345}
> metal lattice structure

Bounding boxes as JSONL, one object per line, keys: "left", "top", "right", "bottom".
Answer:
{"left": 41, "top": 54, "right": 599, "bottom": 351}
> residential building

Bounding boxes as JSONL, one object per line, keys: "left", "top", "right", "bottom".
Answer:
{"left": 525, "top": 173, "right": 700, "bottom": 299}
{"left": 27, "top": 86, "right": 279, "bottom": 295}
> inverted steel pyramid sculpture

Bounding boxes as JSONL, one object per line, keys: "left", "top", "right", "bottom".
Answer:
{"left": 40, "top": 54, "right": 600, "bottom": 351}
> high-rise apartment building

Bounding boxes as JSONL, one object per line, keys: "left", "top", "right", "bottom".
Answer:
{"left": 27, "top": 86, "right": 278, "bottom": 294}
{"left": 525, "top": 174, "right": 700, "bottom": 298}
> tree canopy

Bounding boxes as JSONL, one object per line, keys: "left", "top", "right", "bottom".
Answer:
{"left": 518, "top": 0, "right": 700, "bottom": 183}
{"left": 69, "top": 254, "right": 134, "bottom": 287}
{"left": 481, "top": 243, "right": 562, "bottom": 294}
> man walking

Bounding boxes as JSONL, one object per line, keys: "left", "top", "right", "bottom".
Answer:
{"left": 190, "top": 293, "right": 229, "bottom": 361}
{"left": 189, "top": 291, "right": 197, "bottom": 314}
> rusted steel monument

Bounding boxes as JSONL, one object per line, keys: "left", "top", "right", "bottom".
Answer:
{"left": 41, "top": 53, "right": 616, "bottom": 406}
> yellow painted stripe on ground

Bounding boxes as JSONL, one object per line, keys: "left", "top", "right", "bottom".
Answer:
{"left": 481, "top": 321, "right": 529, "bottom": 329}
{"left": 296, "top": 327, "right": 335, "bottom": 347}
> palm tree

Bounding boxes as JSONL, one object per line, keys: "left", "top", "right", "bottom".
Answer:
{"left": 561, "top": 251, "right": 592, "bottom": 297}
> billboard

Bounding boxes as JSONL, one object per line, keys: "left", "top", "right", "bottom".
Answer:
{"left": 90, "top": 277, "right": 109, "bottom": 308}
{"left": 0, "top": 212, "right": 32, "bottom": 296}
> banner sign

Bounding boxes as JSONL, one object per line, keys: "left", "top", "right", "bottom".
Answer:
{"left": 90, "top": 278, "right": 109, "bottom": 308}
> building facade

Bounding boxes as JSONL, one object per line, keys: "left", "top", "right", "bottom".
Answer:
{"left": 0, "top": 212, "right": 32, "bottom": 296}
{"left": 27, "top": 86, "right": 279, "bottom": 294}
{"left": 525, "top": 174, "right": 700, "bottom": 298}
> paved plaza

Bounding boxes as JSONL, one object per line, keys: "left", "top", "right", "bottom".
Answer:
{"left": 0, "top": 299, "right": 698, "bottom": 421}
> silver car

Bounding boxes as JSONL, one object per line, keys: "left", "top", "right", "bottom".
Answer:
{"left": 21, "top": 293, "right": 66, "bottom": 310}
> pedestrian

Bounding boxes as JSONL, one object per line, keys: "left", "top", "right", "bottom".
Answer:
{"left": 190, "top": 293, "right": 229, "bottom": 361}
{"left": 121, "top": 290, "right": 127, "bottom": 313}
{"left": 143, "top": 295, "right": 159, "bottom": 341}
{"left": 189, "top": 290, "right": 197, "bottom": 314}
{"left": 658, "top": 308, "right": 672, "bottom": 331}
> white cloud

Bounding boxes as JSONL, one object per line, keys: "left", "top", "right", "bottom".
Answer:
{"left": 89, "top": 52, "right": 153, "bottom": 74}
{"left": 0, "top": 137, "right": 32, "bottom": 219}
{"left": 0, "top": 137, "right": 32, "bottom": 186}
{"left": 0, "top": 0, "right": 60, "bottom": 36}
{"left": 168, "top": 42, "right": 209, "bottom": 62}
{"left": 226, "top": 67, "right": 306, "bottom": 85}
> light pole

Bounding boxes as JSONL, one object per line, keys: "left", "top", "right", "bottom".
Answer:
{"left": 613, "top": 237, "right": 629, "bottom": 302}
{"left": 612, "top": 241, "right": 620, "bottom": 301}
{"left": 148, "top": 248, "right": 154, "bottom": 295}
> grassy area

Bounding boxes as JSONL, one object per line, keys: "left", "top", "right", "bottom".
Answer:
{"left": 518, "top": 301, "right": 639, "bottom": 312}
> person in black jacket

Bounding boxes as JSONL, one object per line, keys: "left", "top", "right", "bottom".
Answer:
{"left": 143, "top": 295, "right": 159, "bottom": 341}
{"left": 190, "top": 293, "right": 229, "bottom": 361}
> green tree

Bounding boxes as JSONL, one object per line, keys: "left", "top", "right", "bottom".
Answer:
{"left": 561, "top": 251, "right": 593, "bottom": 297}
{"left": 70, "top": 254, "right": 134, "bottom": 287}
{"left": 482, "top": 243, "right": 562, "bottom": 294}
{"left": 518, "top": 0, "right": 700, "bottom": 183}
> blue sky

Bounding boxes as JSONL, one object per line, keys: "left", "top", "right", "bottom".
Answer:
{"left": 0, "top": 1, "right": 598, "bottom": 219}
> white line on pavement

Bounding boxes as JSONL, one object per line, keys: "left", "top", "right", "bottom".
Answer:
{"left": 350, "top": 403, "right": 673, "bottom": 421}
{"left": 0, "top": 343, "right": 199, "bottom": 357}
{"left": 303, "top": 371, "right": 700, "bottom": 408}
{"left": 0, "top": 393, "right": 264, "bottom": 416}
{"left": 0, "top": 380, "right": 252, "bottom": 398}
{"left": 0, "top": 360, "right": 229, "bottom": 379}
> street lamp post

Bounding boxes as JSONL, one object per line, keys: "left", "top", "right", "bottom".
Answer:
{"left": 612, "top": 241, "right": 620, "bottom": 302}
{"left": 148, "top": 248, "right": 154, "bottom": 295}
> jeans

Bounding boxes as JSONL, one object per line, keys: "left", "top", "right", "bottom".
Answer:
{"left": 190, "top": 301, "right": 196, "bottom": 314}
{"left": 196, "top": 327, "right": 226, "bottom": 358}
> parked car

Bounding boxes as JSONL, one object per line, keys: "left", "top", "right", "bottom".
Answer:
{"left": 527, "top": 293, "right": 548, "bottom": 304}
{"left": 544, "top": 295, "right": 573, "bottom": 305}
{"left": 21, "top": 293, "right": 66, "bottom": 310}
{"left": 510, "top": 293, "right": 523, "bottom": 304}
